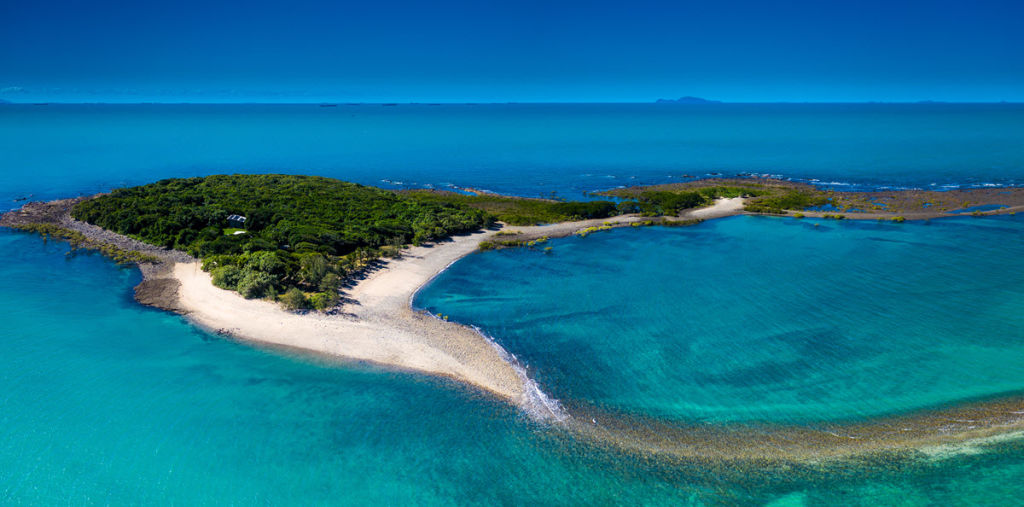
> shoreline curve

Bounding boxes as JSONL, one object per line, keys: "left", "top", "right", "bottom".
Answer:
{"left": 157, "top": 202, "right": 731, "bottom": 413}
{"left": 8, "top": 195, "right": 1024, "bottom": 463}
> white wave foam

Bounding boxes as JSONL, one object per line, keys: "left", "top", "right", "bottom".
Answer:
{"left": 467, "top": 324, "right": 569, "bottom": 423}
{"left": 405, "top": 247, "right": 566, "bottom": 422}
{"left": 413, "top": 307, "right": 569, "bottom": 423}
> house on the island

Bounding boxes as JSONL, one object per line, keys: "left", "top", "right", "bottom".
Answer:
{"left": 227, "top": 214, "right": 247, "bottom": 228}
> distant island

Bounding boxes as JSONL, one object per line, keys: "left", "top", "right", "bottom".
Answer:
{"left": 655, "top": 96, "right": 722, "bottom": 104}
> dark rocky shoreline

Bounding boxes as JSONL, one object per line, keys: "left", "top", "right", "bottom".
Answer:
{"left": 0, "top": 196, "right": 193, "bottom": 312}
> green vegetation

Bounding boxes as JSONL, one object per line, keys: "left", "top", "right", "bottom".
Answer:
{"left": 628, "top": 191, "right": 705, "bottom": 215}
{"left": 744, "top": 191, "right": 829, "bottom": 214}
{"left": 478, "top": 236, "right": 549, "bottom": 251}
{"left": 891, "top": 216, "right": 906, "bottom": 222}
{"left": 409, "top": 183, "right": 757, "bottom": 224}
{"left": 63, "top": 174, "right": 842, "bottom": 311}
{"left": 609, "top": 185, "right": 760, "bottom": 216}
{"left": 10, "top": 224, "right": 161, "bottom": 265}
{"left": 604, "top": 180, "right": 840, "bottom": 216}
{"left": 401, "top": 190, "right": 619, "bottom": 225}
{"left": 72, "top": 175, "right": 492, "bottom": 307}
{"left": 576, "top": 225, "right": 614, "bottom": 238}
{"left": 658, "top": 219, "right": 702, "bottom": 227}
{"left": 280, "top": 287, "right": 309, "bottom": 311}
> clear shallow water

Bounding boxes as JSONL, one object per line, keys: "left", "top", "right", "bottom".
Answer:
{"left": 0, "top": 232, "right": 681, "bottom": 504}
{"left": 2, "top": 103, "right": 1024, "bottom": 209}
{"left": 4, "top": 228, "right": 1024, "bottom": 504}
{"left": 418, "top": 216, "right": 1024, "bottom": 424}
{"left": 949, "top": 204, "right": 1009, "bottom": 214}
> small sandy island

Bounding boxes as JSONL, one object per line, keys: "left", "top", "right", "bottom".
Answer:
{"left": 155, "top": 197, "right": 746, "bottom": 415}
{"left": 0, "top": 195, "right": 741, "bottom": 414}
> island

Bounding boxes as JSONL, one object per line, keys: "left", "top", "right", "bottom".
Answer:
{"left": 655, "top": 96, "right": 723, "bottom": 104}
{"left": 5, "top": 174, "right": 1024, "bottom": 461}
{"left": 1, "top": 175, "right": 747, "bottom": 414}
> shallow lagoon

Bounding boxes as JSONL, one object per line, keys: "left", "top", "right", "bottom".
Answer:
{"left": 418, "top": 215, "right": 1024, "bottom": 425}
{"left": 4, "top": 215, "right": 1024, "bottom": 502}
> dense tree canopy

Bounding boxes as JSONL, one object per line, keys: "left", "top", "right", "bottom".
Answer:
{"left": 400, "top": 190, "right": 620, "bottom": 225}
{"left": 74, "top": 175, "right": 491, "bottom": 256}
{"left": 72, "top": 174, "right": 491, "bottom": 308}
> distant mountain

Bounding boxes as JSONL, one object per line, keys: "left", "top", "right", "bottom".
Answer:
{"left": 655, "top": 96, "right": 722, "bottom": 104}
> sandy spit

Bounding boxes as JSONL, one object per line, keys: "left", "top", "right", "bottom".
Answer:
{"left": 168, "top": 198, "right": 746, "bottom": 408}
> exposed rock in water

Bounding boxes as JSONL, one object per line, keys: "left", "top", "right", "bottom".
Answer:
{"left": 134, "top": 277, "right": 184, "bottom": 313}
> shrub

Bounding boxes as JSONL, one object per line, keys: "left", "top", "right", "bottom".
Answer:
{"left": 745, "top": 191, "right": 829, "bottom": 213}
{"left": 381, "top": 245, "right": 402, "bottom": 258}
{"left": 280, "top": 288, "right": 309, "bottom": 310}
{"left": 309, "top": 291, "right": 339, "bottom": 311}
{"left": 247, "top": 250, "right": 284, "bottom": 274}
{"left": 550, "top": 201, "right": 618, "bottom": 220}
{"left": 211, "top": 265, "right": 242, "bottom": 290}
{"left": 236, "top": 270, "right": 275, "bottom": 299}
{"left": 638, "top": 191, "right": 706, "bottom": 214}
{"left": 299, "top": 253, "right": 328, "bottom": 286}
{"left": 319, "top": 273, "right": 341, "bottom": 292}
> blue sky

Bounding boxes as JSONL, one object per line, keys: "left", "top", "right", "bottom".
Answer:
{"left": 1, "top": 0, "right": 1021, "bottom": 102}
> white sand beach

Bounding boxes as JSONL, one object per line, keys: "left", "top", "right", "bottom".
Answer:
{"left": 684, "top": 196, "right": 745, "bottom": 219}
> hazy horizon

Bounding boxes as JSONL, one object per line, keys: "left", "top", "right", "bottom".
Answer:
{"left": 3, "top": 99, "right": 1022, "bottom": 105}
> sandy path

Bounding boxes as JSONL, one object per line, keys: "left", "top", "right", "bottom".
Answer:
{"left": 684, "top": 196, "right": 745, "bottom": 219}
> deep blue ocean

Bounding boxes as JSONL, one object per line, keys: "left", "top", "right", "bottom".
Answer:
{"left": 2, "top": 103, "right": 1024, "bottom": 504}
{"left": 3, "top": 103, "right": 1024, "bottom": 206}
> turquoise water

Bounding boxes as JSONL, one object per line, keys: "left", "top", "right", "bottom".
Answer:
{"left": 417, "top": 216, "right": 1024, "bottom": 425}
{"left": 0, "top": 232, "right": 676, "bottom": 504}
{"left": 949, "top": 204, "right": 1009, "bottom": 214}
{"left": 4, "top": 226, "right": 1024, "bottom": 504}
{"left": 3, "top": 103, "right": 1024, "bottom": 208}
{"left": 4, "top": 103, "right": 1024, "bottom": 502}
